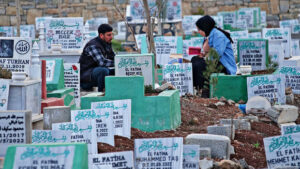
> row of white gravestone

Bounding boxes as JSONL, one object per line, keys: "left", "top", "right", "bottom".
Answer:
{"left": 5, "top": 131, "right": 204, "bottom": 169}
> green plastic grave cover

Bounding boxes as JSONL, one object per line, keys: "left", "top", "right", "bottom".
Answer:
{"left": 210, "top": 73, "right": 254, "bottom": 102}
{"left": 45, "top": 58, "right": 65, "bottom": 91}
{"left": 81, "top": 76, "right": 181, "bottom": 132}
{"left": 3, "top": 143, "right": 88, "bottom": 169}
{"left": 47, "top": 88, "right": 75, "bottom": 109}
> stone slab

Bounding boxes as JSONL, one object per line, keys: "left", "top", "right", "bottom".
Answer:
{"left": 43, "top": 106, "right": 71, "bottom": 130}
{"left": 220, "top": 119, "right": 251, "bottom": 130}
{"left": 185, "top": 134, "right": 231, "bottom": 159}
{"left": 207, "top": 125, "right": 235, "bottom": 140}
{"left": 0, "top": 110, "right": 32, "bottom": 157}
{"left": 266, "top": 105, "right": 299, "bottom": 124}
{"left": 8, "top": 80, "right": 41, "bottom": 115}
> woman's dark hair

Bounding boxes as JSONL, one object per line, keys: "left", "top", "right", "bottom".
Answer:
{"left": 196, "top": 15, "right": 233, "bottom": 43}
{"left": 98, "top": 24, "right": 113, "bottom": 35}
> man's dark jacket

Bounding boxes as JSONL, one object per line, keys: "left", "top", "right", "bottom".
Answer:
{"left": 79, "top": 37, "right": 115, "bottom": 83}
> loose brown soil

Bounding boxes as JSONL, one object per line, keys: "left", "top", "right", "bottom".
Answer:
{"left": 97, "top": 96, "right": 294, "bottom": 169}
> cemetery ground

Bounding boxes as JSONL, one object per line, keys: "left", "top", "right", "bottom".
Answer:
{"left": 93, "top": 95, "right": 297, "bottom": 169}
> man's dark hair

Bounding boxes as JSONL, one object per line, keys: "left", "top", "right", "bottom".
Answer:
{"left": 98, "top": 24, "right": 113, "bottom": 35}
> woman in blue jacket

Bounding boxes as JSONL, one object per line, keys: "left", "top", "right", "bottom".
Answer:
{"left": 192, "top": 15, "right": 237, "bottom": 97}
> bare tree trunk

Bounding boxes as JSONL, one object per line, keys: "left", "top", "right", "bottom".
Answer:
{"left": 15, "top": 0, "right": 20, "bottom": 36}
{"left": 142, "top": 0, "right": 156, "bottom": 65}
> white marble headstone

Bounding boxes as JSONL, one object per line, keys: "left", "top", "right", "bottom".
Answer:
{"left": 44, "top": 17, "right": 84, "bottom": 51}
{"left": 0, "top": 111, "right": 28, "bottom": 157}
{"left": 238, "top": 39, "right": 267, "bottom": 71}
{"left": 64, "top": 63, "right": 80, "bottom": 108}
{"left": 291, "top": 40, "right": 300, "bottom": 56}
{"left": 71, "top": 109, "right": 114, "bottom": 146}
{"left": 52, "top": 120, "right": 97, "bottom": 154}
{"left": 279, "top": 66, "right": 300, "bottom": 94}
{"left": 163, "top": 63, "right": 193, "bottom": 96}
{"left": 154, "top": 36, "right": 182, "bottom": 65}
{"left": 0, "top": 37, "right": 32, "bottom": 74}
{"left": 230, "top": 30, "right": 249, "bottom": 56}
{"left": 264, "top": 133, "right": 300, "bottom": 168}
{"left": 183, "top": 145, "right": 200, "bottom": 169}
{"left": 115, "top": 54, "right": 154, "bottom": 86}
{"left": 262, "top": 28, "right": 291, "bottom": 58}
{"left": 91, "top": 99, "right": 131, "bottom": 139}
{"left": 247, "top": 74, "right": 286, "bottom": 104}
{"left": 134, "top": 137, "right": 183, "bottom": 169}
{"left": 13, "top": 146, "right": 75, "bottom": 169}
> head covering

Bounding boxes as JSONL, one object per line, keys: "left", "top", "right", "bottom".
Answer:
{"left": 195, "top": 15, "right": 216, "bottom": 36}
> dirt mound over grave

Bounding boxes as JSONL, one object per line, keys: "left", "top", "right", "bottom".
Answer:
{"left": 98, "top": 96, "right": 289, "bottom": 168}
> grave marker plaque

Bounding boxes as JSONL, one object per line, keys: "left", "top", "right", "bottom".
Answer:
{"left": 247, "top": 74, "right": 286, "bottom": 104}
{"left": 64, "top": 63, "right": 80, "bottom": 108}
{"left": 238, "top": 39, "right": 268, "bottom": 71}
{"left": 238, "top": 8, "right": 260, "bottom": 28}
{"left": 32, "top": 130, "right": 71, "bottom": 143}
{"left": 154, "top": 36, "right": 183, "bottom": 65}
{"left": 182, "top": 15, "right": 202, "bottom": 35}
{"left": 230, "top": 30, "right": 249, "bottom": 56}
{"left": 52, "top": 120, "right": 97, "bottom": 154}
{"left": 183, "top": 145, "right": 200, "bottom": 169}
{"left": 269, "top": 40, "right": 284, "bottom": 66}
{"left": 35, "top": 16, "right": 52, "bottom": 30}
{"left": 264, "top": 133, "right": 300, "bottom": 168}
{"left": 262, "top": 28, "right": 291, "bottom": 58}
{"left": 260, "top": 11, "right": 266, "bottom": 26}
{"left": 279, "top": 66, "right": 300, "bottom": 94}
{"left": 0, "top": 37, "right": 32, "bottom": 74}
{"left": 20, "top": 25, "right": 35, "bottom": 40}
{"left": 134, "top": 137, "right": 183, "bottom": 169}
{"left": 115, "top": 54, "right": 155, "bottom": 86}
{"left": 89, "top": 151, "right": 134, "bottom": 169}
{"left": 0, "top": 110, "right": 31, "bottom": 157}
{"left": 183, "top": 39, "right": 193, "bottom": 61}
{"left": 71, "top": 109, "right": 114, "bottom": 146}
{"left": 0, "top": 79, "right": 10, "bottom": 111}
{"left": 91, "top": 99, "right": 131, "bottom": 139}
{"left": 217, "top": 12, "right": 237, "bottom": 30}
{"left": 163, "top": 63, "right": 193, "bottom": 96}
{"left": 44, "top": 17, "right": 84, "bottom": 50}
{"left": 4, "top": 143, "right": 88, "bottom": 169}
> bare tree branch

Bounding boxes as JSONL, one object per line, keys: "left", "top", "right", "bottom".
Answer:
{"left": 113, "top": 4, "right": 139, "bottom": 51}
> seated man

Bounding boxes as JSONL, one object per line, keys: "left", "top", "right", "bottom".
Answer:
{"left": 79, "top": 24, "right": 115, "bottom": 92}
